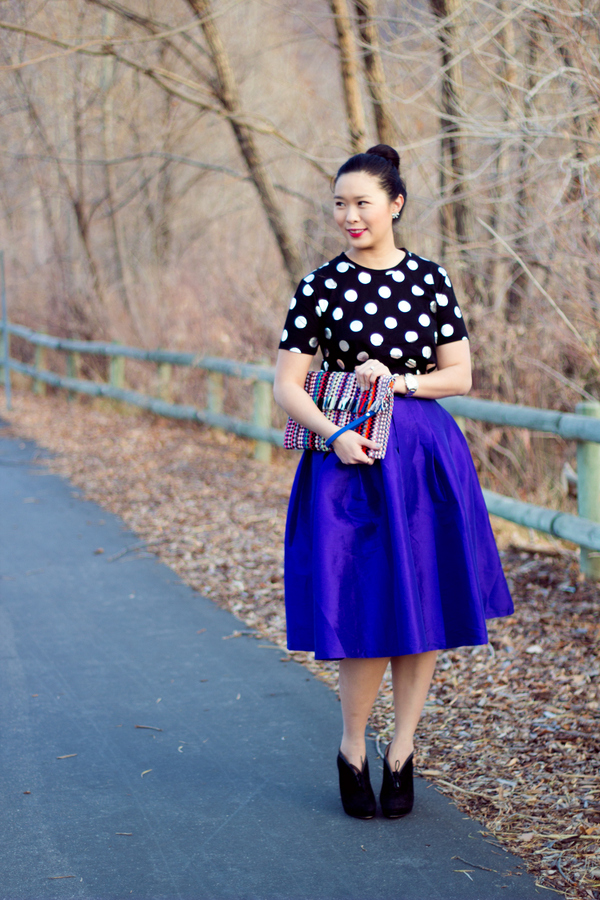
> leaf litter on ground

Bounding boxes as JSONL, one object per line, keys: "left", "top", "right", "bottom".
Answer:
{"left": 3, "top": 392, "right": 599, "bottom": 900}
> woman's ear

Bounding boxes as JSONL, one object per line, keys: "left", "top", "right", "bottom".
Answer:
{"left": 393, "top": 195, "right": 405, "bottom": 217}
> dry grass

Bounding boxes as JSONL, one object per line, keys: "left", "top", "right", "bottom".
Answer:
{"left": 2, "top": 388, "right": 599, "bottom": 899}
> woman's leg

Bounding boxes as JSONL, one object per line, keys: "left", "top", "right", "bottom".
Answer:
{"left": 339, "top": 657, "right": 389, "bottom": 768}
{"left": 386, "top": 650, "right": 438, "bottom": 769}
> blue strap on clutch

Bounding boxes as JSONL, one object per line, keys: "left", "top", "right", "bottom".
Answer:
{"left": 324, "top": 406, "right": 380, "bottom": 449}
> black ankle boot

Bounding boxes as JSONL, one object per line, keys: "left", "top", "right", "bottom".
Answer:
{"left": 380, "top": 747, "right": 414, "bottom": 819}
{"left": 337, "top": 750, "right": 376, "bottom": 819}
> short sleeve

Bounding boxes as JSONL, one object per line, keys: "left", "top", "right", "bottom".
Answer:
{"left": 278, "top": 273, "right": 322, "bottom": 355}
{"left": 433, "top": 268, "right": 469, "bottom": 345}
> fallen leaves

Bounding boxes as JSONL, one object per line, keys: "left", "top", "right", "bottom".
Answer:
{"left": 3, "top": 391, "right": 599, "bottom": 900}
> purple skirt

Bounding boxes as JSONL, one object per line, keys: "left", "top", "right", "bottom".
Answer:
{"left": 284, "top": 397, "right": 513, "bottom": 660}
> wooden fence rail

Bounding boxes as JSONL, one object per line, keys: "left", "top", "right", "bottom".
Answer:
{"left": 2, "top": 320, "right": 600, "bottom": 577}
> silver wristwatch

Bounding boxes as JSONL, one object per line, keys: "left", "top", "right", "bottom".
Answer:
{"left": 403, "top": 373, "right": 419, "bottom": 397}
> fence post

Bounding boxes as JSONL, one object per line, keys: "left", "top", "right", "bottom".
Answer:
{"left": 207, "top": 371, "right": 224, "bottom": 415}
{"left": 109, "top": 348, "right": 125, "bottom": 390}
{"left": 253, "top": 375, "right": 272, "bottom": 463}
{"left": 34, "top": 345, "right": 47, "bottom": 396}
{"left": 157, "top": 362, "right": 172, "bottom": 401}
{"left": 67, "top": 351, "right": 81, "bottom": 401}
{"left": 0, "top": 250, "right": 11, "bottom": 410}
{"left": 576, "top": 401, "right": 600, "bottom": 580}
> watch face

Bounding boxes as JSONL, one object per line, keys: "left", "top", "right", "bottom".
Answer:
{"left": 405, "top": 373, "right": 418, "bottom": 392}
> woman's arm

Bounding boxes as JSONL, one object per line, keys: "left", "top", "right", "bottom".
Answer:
{"left": 395, "top": 340, "right": 472, "bottom": 398}
{"left": 352, "top": 340, "right": 472, "bottom": 398}
{"left": 273, "top": 350, "right": 382, "bottom": 465}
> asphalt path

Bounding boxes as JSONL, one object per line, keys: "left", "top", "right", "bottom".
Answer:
{"left": 0, "top": 421, "right": 542, "bottom": 900}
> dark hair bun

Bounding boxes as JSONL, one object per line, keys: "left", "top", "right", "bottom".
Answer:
{"left": 366, "top": 144, "right": 400, "bottom": 171}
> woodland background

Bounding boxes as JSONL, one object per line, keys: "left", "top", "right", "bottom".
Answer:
{"left": 1, "top": 0, "right": 600, "bottom": 505}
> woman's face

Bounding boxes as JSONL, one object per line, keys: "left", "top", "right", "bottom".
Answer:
{"left": 333, "top": 171, "right": 403, "bottom": 251}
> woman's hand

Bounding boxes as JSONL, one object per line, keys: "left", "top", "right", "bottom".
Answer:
{"left": 354, "top": 357, "right": 392, "bottom": 391}
{"left": 331, "top": 429, "right": 381, "bottom": 465}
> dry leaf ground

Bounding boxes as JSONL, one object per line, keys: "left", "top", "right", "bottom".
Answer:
{"left": 2, "top": 389, "right": 599, "bottom": 899}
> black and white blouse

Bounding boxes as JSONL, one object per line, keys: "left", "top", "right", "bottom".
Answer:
{"left": 278, "top": 250, "right": 468, "bottom": 375}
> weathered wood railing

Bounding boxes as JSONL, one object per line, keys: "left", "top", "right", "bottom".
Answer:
{"left": 2, "top": 319, "right": 600, "bottom": 577}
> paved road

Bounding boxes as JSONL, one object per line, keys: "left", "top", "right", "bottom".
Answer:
{"left": 0, "top": 421, "right": 541, "bottom": 900}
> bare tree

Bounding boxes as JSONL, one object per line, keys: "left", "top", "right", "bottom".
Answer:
{"left": 353, "top": 0, "right": 395, "bottom": 146}
{"left": 328, "top": 0, "right": 367, "bottom": 152}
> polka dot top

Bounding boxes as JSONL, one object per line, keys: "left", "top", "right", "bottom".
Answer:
{"left": 278, "top": 250, "right": 468, "bottom": 375}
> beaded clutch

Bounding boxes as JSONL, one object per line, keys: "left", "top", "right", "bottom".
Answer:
{"left": 283, "top": 371, "right": 396, "bottom": 459}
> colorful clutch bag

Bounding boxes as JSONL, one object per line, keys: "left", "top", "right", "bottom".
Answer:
{"left": 283, "top": 371, "right": 396, "bottom": 459}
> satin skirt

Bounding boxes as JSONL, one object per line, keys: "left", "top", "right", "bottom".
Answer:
{"left": 284, "top": 397, "right": 513, "bottom": 660}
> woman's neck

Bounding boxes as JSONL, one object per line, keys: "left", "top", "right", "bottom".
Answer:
{"left": 344, "top": 244, "right": 405, "bottom": 271}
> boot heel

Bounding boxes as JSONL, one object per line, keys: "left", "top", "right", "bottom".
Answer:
{"left": 337, "top": 750, "right": 376, "bottom": 819}
{"left": 380, "top": 747, "right": 414, "bottom": 819}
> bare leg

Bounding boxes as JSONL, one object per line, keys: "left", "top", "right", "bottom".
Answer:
{"left": 338, "top": 657, "right": 389, "bottom": 768}
{"left": 386, "top": 650, "right": 438, "bottom": 769}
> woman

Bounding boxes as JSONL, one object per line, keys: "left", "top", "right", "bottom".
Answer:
{"left": 273, "top": 145, "right": 513, "bottom": 820}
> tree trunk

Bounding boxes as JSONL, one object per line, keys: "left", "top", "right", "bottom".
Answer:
{"left": 100, "top": 12, "right": 132, "bottom": 318}
{"left": 329, "top": 0, "right": 367, "bottom": 152}
{"left": 186, "top": 0, "right": 304, "bottom": 288}
{"left": 487, "top": 0, "right": 518, "bottom": 310}
{"left": 353, "top": 0, "right": 395, "bottom": 146}
{"left": 430, "top": 0, "right": 484, "bottom": 302}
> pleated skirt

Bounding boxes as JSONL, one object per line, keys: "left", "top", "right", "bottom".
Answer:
{"left": 284, "top": 397, "right": 513, "bottom": 660}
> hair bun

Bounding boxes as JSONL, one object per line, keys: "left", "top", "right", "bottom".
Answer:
{"left": 366, "top": 144, "right": 400, "bottom": 171}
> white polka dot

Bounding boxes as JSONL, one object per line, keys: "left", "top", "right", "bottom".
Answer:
{"left": 281, "top": 329, "right": 288, "bottom": 342}
{"left": 398, "top": 300, "right": 411, "bottom": 313}
{"left": 412, "top": 285, "right": 424, "bottom": 296}
{"left": 325, "top": 278, "right": 337, "bottom": 289}
{"left": 318, "top": 299, "right": 328, "bottom": 312}
{"left": 434, "top": 331, "right": 438, "bottom": 343}
{"left": 407, "top": 260, "right": 418, "bottom": 270}
{"left": 323, "top": 348, "right": 329, "bottom": 357}
{"left": 406, "top": 358, "right": 416, "bottom": 368}
{"left": 336, "top": 261, "right": 351, "bottom": 273}
{"left": 295, "top": 316, "right": 307, "bottom": 329}
{"left": 424, "top": 273, "right": 434, "bottom": 285}
{"left": 438, "top": 266, "right": 447, "bottom": 276}
{"left": 454, "top": 306, "right": 463, "bottom": 318}
{"left": 315, "top": 306, "right": 322, "bottom": 317}
{"left": 445, "top": 276, "right": 451, "bottom": 287}
{"left": 358, "top": 272, "right": 371, "bottom": 284}
{"left": 304, "top": 273, "right": 315, "bottom": 283}
{"left": 357, "top": 351, "right": 369, "bottom": 362}
{"left": 418, "top": 314, "right": 430, "bottom": 327}
{"left": 384, "top": 317, "right": 397, "bottom": 329}
{"left": 302, "top": 284, "right": 314, "bottom": 296}
{"left": 405, "top": 331, "right": 418, "bottom": 342}
{"left": 388, "top": 270, "right": 405, "bottom": 282}
{"left": 324, "top": 328, "right": 332, "bottom": 339}
{"left": 345, "top": 289, "right": 358, "bottom": 302}
{"left": 332, "top": 307, "right": 343, "bottom": 320}
{"left": 462, "top": 335, "right": 468, "bottom": 341}
{"left": 378, "top": 285, "right": 392, "bottom": 298}
{"left": 370, "top": 333, "right": 383, "bottom": 346}
{"left": 336, "top": 359, "right": 346, "bottom": 369}
{"left": 423, "top": 346, "right": 432, "bottom": 359}
{"left": 309, "top": 336, "right": 318, "bottom": 348}
{"left": 364, "top": 302, "right": 378, "bottom": 315}
{"left": 441, "top": 324, "right": 454, "bottom": 337}
{"left": 323, "top": 361, "right": 329, "bottom": 370}
{"left": 290, "top": 347, "right": 301, "bottom": 353}
{"left": 435, "top": 293, "right": 448, "bottom": 306}
{"left": 390, "top": 348, "right": 402, "bottom": 359}
{"left": 430, "top": 301, "right": 437, "bottom": 313}
{"left": 350, "top": 320, "right": 363, "bottom": 332}
{"left": 290, "top": 297, "right": 296, "bottom": 309}
{"left": 339, "top": 340, "right": 350, "bottom": 352}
